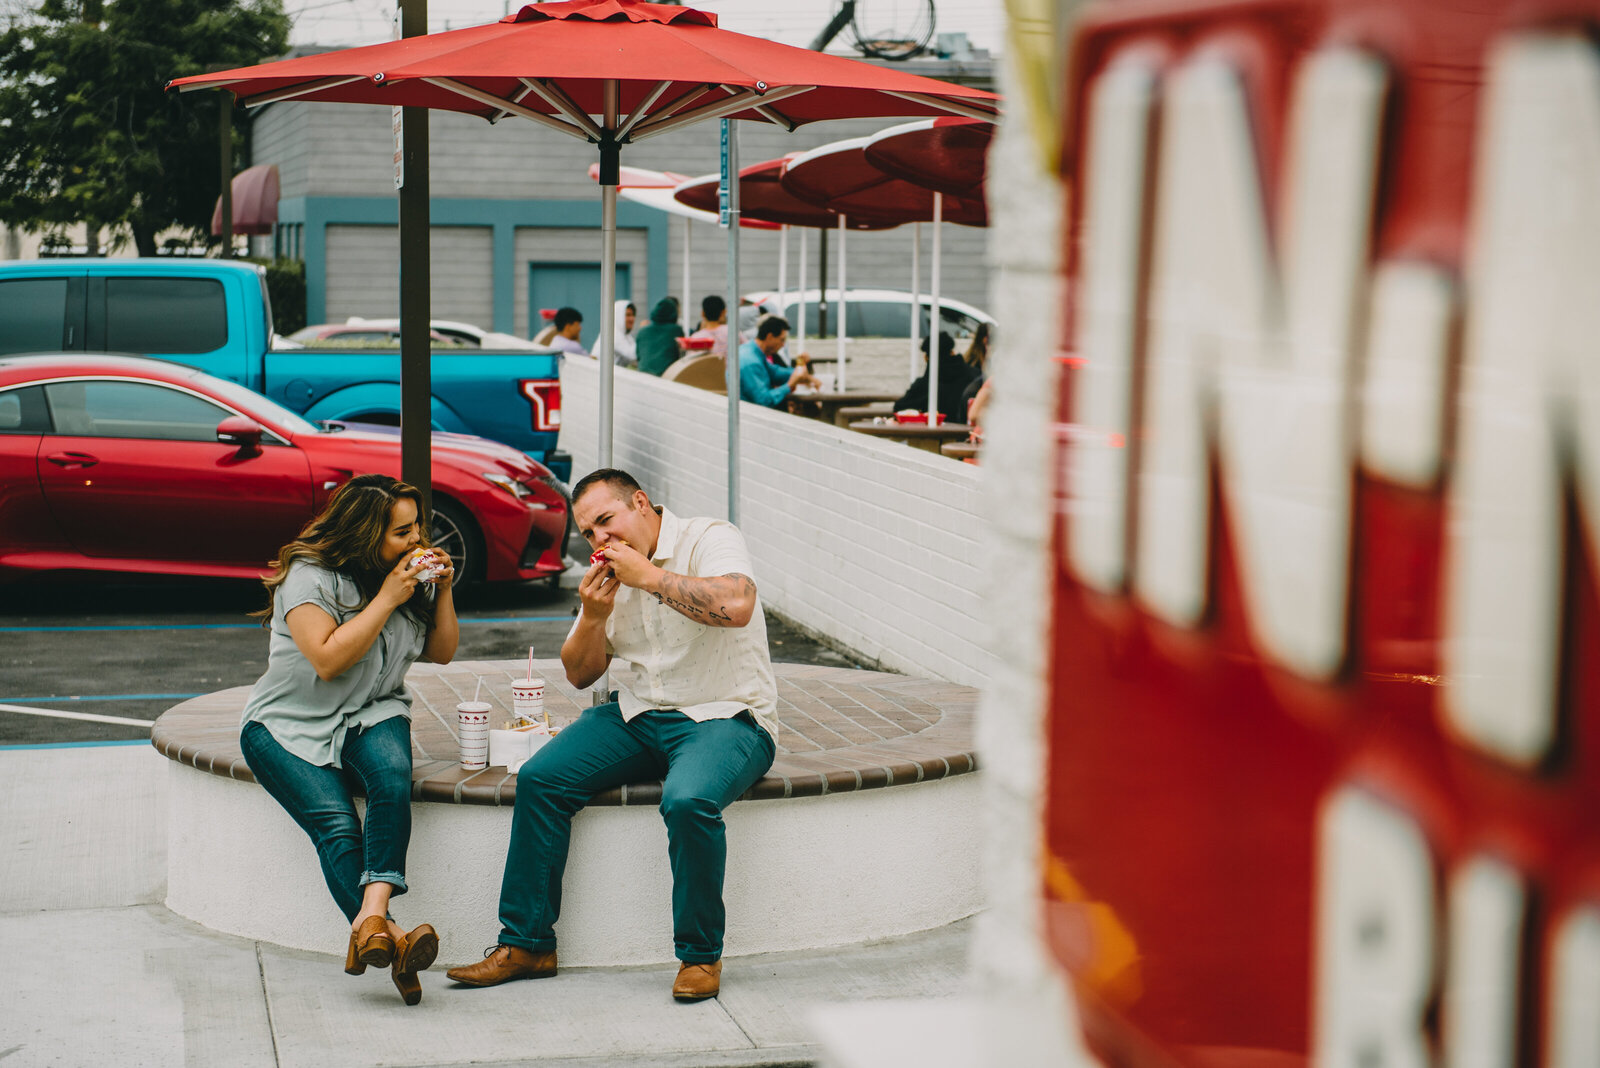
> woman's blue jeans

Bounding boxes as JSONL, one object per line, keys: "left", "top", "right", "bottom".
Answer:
{"left": 497, "top": 703, "right": 775, "bottom": 964}
{"left": 240, "top": 717, "right": 413, "bottom": 923}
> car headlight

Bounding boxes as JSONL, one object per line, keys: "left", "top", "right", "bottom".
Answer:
{"left": 480, "top": 471, "right": 557, "bottom": 508}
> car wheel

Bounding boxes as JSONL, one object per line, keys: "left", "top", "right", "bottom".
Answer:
{"left": 429, "top": 497, "right": 484, "bottom": 585}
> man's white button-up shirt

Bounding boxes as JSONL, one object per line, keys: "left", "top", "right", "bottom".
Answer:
{"left": 599, "top": 507, "right": 777, "bottom": 742}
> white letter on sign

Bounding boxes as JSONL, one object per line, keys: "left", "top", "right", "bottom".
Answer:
{"left": 1067, "top": 54, "right": 1157, "bottom": 592}
{"left": 1135, "top": 50, "right": 1386, "bottom": 678}
{"left": 1360, "top": 262, "right": 1456, "bottom": 487}
{"left": 1442, "top": 857, "right": 1525, "bottom": 1068}
{"left": 1548, "top": 904, "right": 1600, "bottom": 1068}
{"left": 1445, "top": 35, "right": 1600, "bottom": 767}
{"left": 1313, "top": 788, "right": 1435, "bottom": 1068}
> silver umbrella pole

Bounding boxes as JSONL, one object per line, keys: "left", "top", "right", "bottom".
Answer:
{"left": 909, "top": 221, "right": 921, "bottom": 381}
{"left": 682, "top": 216, "right": 693, "bottom": 332}
{"left": 594, "top": 79, "right": 620, "bottom": 709}
{"left": 723, "top": 119, "right": 742, "bottom": 525}
{"left": 835, "top": 214, "right": 848, "bottom": 389}
{"left": 597, "top": 79, "right": 619, "bottom": 468}
{"left": 927, "top": 191, "right": 943, "bottom": 423}
{"left": 796, "top": 228, "right": 808, "bottom": 357}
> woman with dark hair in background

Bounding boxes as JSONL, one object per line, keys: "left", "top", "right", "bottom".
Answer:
{"left": 958, "top": 322, "right": 993, "bottom": 419}
{"left": 239, "top": 474, "right": 458, "bottom": 1005}
{"left": 894, "top": 332, "right": 976, "bottom": 423}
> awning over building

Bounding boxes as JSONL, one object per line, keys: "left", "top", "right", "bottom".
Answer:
{"left": 211, "top": 164, "right": 280, "bottom": 236}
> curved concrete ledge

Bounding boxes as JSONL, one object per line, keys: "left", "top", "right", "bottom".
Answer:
{"left": 156, "top": 660, "right": 981, "bottom": 966}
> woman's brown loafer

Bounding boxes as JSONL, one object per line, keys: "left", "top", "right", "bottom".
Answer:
{"left": 391, "top": 923, "right": 439, "bottom": 1006}
{"left": 346, "top": 915, "right": 395, "bottom": 975}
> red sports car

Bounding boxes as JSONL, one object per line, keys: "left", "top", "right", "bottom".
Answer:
{"left": 0, "top": 354, "right": 570, "bottom": 586}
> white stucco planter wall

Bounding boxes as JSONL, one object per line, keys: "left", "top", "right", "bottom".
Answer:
{"left": 559, "top": 358, "right": 994, "bottom": 688}
{"left": 164, "top": 761, "right": 980, "bottom": 967}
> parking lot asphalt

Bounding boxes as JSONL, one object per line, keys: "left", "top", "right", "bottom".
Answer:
{"left": 0, "top": 553, "right": 868, "bottom": 747}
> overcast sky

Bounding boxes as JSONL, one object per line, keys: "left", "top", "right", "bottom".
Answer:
{"left": 287, "top": 0, "right": 1008, "bottom": 56}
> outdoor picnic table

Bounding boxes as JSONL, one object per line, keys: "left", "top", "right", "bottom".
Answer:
{"left": 941, "top": 440, "right": 981, "bottom": 463}
{"left": 787, "top": 390, "right": 902, "bottom": 424}
{"left": 848, "top": 417, "right": 974, "bottom": 455}
{"left": 833, "top": 401, "right": 897, "bottom": 427}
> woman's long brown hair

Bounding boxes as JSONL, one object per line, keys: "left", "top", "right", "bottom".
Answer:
{"left": 252, "top": 474, "right": 434, "bottom": 630}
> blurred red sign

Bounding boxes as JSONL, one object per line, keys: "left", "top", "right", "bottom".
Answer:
{"left": 1048, "top": 1, "right": 1600, "bottom": 1065}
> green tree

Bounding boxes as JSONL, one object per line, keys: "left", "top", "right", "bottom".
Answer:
{"left": 0, "top": 0, "right": 289, "bottom": 256}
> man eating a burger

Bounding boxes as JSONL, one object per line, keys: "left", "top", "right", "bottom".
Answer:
{"left": 447, "top": 468, "right": 777, "bottom": 1002}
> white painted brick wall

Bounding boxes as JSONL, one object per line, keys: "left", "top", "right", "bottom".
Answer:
{"left": 560, "top": 357, "right": 993, "bottom": 687}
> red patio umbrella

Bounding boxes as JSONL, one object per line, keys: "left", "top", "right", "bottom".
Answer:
{"left": 862, "top": 117, "right": 994, "bottom": 201}
{"left": 860, "top": 118, "right": 994, "bottom": 385}
{"left": 674, "top": 159, "right": 898, "bottom": 231}
{"left": 169, "top": 0, "right": 998, "bottom": 493}
{"left": 780, "top": 137, "right": 987, "bottom": 228}
{"left": 676, "top": 159, "right": 897, "bottom": 365}
{"left": 779, "top": 136, "right": 987, "bottom": 391}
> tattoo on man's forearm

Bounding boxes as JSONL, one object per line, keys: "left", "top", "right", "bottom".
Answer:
{"left": 654, "top": 572, "right": 755, "bottom": 626}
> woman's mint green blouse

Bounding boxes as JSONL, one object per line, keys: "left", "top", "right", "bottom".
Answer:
{"left": 241, "top": 560, "right": 431, "bottom": 768}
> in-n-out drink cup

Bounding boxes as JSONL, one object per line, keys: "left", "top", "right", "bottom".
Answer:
{"left": 457, "top": 701, "right": 492, "bottom": 769}
{"left": 512, "top": 677, "right": 545, "bottom": 727}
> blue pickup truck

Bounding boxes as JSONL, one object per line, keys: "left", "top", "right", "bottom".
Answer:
{"left": 0, "top": 258, "right": 570, "bottom": 480}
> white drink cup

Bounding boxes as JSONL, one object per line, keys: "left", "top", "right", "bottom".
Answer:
{"left": 512, "top": 677, "right": 545, "bottom": 726}
{"left": 457, "top": 701, "right": 492, "bottom": 770}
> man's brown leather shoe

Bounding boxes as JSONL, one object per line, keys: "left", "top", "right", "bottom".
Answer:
{"left": 446, "top": 944, "right": 557, "bottom": 987}
{"left": 672, "top": 960, "right": 722, "bottom": 1001}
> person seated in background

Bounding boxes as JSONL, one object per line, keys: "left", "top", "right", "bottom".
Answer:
{"left": 635, "top": 297, "right": 686, "bottom": 376}
{"left": 894, "top": 332, "right": 974, "bottom": 423}
{"left": 965, "top": 377, "right": 992, "bottom": 440}
{"left": 736, "top": 298, "right": 769, "bottom": 338}
{"left": 958, "top": 322, "right": 992, "bottom": 419}
{"left": 531, "top": 310, "right": 559, "bottom": 347}
{"left": 688, "top": 295, "right": 730, "bottom": 357}
{"left": 738, "top": 316, "right": 816, "bottom": 408}
{"left": 547, "top": 308, "right": 588, "bottom": 356}
{"left": 612, "top": 301, "right": 638, "bottom": 368}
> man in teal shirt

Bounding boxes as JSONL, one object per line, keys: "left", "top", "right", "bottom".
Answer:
{"left": 738, "top": 317, "right": 816, "bottom": 407}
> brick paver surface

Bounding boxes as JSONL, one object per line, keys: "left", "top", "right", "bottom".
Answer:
{"left": 152, "top": 659, "right": 977, "bottom": 806}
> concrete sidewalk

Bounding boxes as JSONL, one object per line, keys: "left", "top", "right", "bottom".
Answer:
{"left": 0, "top": 745, "right": 972, "bottom": 1067}
{"left": 0, "top": 903, "right": 970, "bottom": 1068}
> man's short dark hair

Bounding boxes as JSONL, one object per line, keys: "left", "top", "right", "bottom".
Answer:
{"left": 571, "top": 468, "right": 643, "bottom": 507}
{"left": 554, "top": 307, "right": 583, "bottom": 330}
{"left": 756, "top": 315, "right": 789, "bottom": 341}
{"left": 701, "top": 295, "right": 726, "bottom": 321}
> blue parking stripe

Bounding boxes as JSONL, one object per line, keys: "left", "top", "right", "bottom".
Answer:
{"left": 458, "top": 615, "right": 575, "bottom": 624}
{"left": 0, "top": 739, "right": 151, "bottom": 751}
{"left": 0, "top": 615, "right": 571, "bottom": 634}
{"left": 0, "top": 624, "right": 254, "bottom": 632}
{"left": 0, "top": 693, "right": 203, "bottom": 703}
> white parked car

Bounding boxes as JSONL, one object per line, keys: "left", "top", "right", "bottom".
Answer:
{"left": 744, "top": 288, "right": 994, "bottom": 341}
{"left": 344, "top": 317, "right": 556, "bottom": 352}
